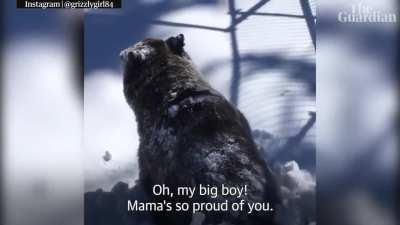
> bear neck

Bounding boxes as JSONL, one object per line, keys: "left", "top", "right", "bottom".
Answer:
{"left": 125, "top": 58, "right": 213, "bottom": 136}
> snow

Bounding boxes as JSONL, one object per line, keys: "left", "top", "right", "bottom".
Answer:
{"left": 120, "top": 44, "right": 155, "bottom": 63}
{"left": 168, "top": 104, "right": 180, "bottom": 118}
{"left": 281, "top": 161, "right": 315, "bottom": 195}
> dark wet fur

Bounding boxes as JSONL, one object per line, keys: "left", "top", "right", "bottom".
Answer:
{"left": 121, "top": 34, "right": 280, "bottom": 225}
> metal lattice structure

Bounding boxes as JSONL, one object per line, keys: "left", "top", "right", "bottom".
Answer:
{"left": 150, "top": 0, "right": 316, "bottom": 146}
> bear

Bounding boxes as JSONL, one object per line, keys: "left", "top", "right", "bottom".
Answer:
{"left": 120, "top": 34, "right": 279, "bottom": 225}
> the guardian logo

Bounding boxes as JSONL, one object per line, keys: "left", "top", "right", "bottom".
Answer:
{"left": 338, "top": 2, "right": 397, "bottom": 23}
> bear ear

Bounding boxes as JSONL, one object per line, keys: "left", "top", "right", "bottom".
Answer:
{"left": 166, "top": 34, "right": 185, "bottom": 55}
{"left": 176, "top": 34, "right": 185, "bottom": 48}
